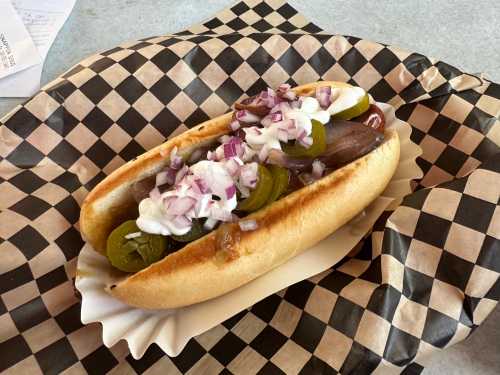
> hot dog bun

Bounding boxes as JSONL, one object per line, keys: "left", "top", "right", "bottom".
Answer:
{"left": 79, "top": 82, "right": 400, "bottom": 309}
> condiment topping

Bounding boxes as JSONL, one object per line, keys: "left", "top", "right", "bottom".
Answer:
{"left": 136, "top": 84, "right": 373, "bottom": 237}
{"left": 107, "top": 220, "right": 169, "bottom": 272}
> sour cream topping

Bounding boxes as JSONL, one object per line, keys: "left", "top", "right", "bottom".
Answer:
{"left": 137, "top": 197, "right": 192, "bottom": 236}
{"left": 327, "top": 87, "right": 366, "bottom": 116}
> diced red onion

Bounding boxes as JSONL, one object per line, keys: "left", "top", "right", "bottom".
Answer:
{"left": 207, "top": 150, "right": 215, "bottom": 161}
{"left": 261, "top": 115, "right": 273, "bottom": 128}
{"left": 274, "top": 120, "right": 286, "bottom": 131}
{"left": 203, "top": 217, "right": 218, "bottom": 230}
{"left": 230, "top": 120, "right": 240, "bottom": 131}
{"left": 296, "top": 128, "right": 306, "bottom": 140}
{"left": 277, "top": 128, "right": 289, "bottom": 142}
{"left": 172, "top": 215, "right": 191, "bottom": 227}
{"left": 234, "top": 129, "right": 246, "bottom": 140}
{"left": 244, "top": 127, "right": 262, "bottom": 137}
{"left": 312, "top": 159, "right": 326, "bottom": 179}
{"left": 171, "top": 155, "right": 183, "bottom": 169}
{"left": 233, "top": 136, "right": 243, "bottom": 144}
{"left": 186, "top": 207, "right": 196, "bottom": 218}
{"left": 155, "top": 171, "right": 169, "bottom": 186}
{"left": 220, "top": 137, "right": 244, "bottom": 160}
{"left": 269, "top": 95, "right": 282, "bottom": 108}
{"left": 190, "top": 179, "right": 202, "bottom": 195}
{"left": 259, "top": 88, "right": 280, "bottom": 108}
{"left": 229, "top": 136, "right": 243, "bottom": 146}
{"left": 149, "top": 186, "right": 161, "bottom": 200}
{"left": 288, "top": 122, "right": 296, "bottom": 131}
{"left": 219, "top": 135, "right": 232, "bottom": 144}
{"left": 298, "top": 135, "right": 313, "bottom": 148}
{"left": 225, "top": 185, "right": 236, "bottom": 199}
{"left": 271, "top": 111, "right": 282, "bottom": 122}
{"left": 168, "top": 196, "right": 196, "bottom": 216}
{"left": 238, "top": 184, "right": 250, "bottom": 197}
{"left": 276, "top": 84, "right": 290, "bottom": 96}
{"left": 210, "top": 205, "right": 233, "bottom": 221}
{"left": 277, "top": 84, "right": 296, "bottom": 101}
{"left": 258, "top": 145, "right": 270, "bottom": 162}
{"left": 215, "top": 146, "right": 225, "bottom": 161}
{"left": 166, "top": 168, "right": 177, "bottom": 185}
{"left": 175, "top": 165, "right": 189, "bottom": 184}
{"left": 241, "top": 144, "right": 256, "bottom": 162}
{"left": 270, "top": 105, "right": 280, "bottom": 114}
{"left": 240, "top": 163, "right": 258, "bottom": 188}
{"left": 278, "top": 83, "right": 291, "bottom": 91}
{"left": 191, "top": 160, "right": 235, "bottom": 201}
{"left": 283, "top": 90, "right": 296, "bottom": 100}
{"left": 236, "top": 110, "right": 261, "bottom": 123}
{"left": 235, "top": 142, "right": 244, "bottom": 157}
{"left": 224, "top": 143, "right": 237, "bottom": 158}
{"left": 238, "top": 220, "right": 258, "bottom": 231}
{"left": 163, "top": 195, "right": 176, "bottom": 209}
{"left": 316, "top": 86, "right": 332, "bottom": 108}
{"left": 224, "top": 158, "right": 241, "bottom": 176}
{"left": 194, "top": 178, "right": 210, "bottom": 194}
{"left": 192, "top": 196, "right": 209, "bottom": 216}
{"left": 170, "top": 147, "right": 183, "bottom": 169}
{"left": 271, "top": 102, "right": 291, "bottom": 114}
{"left": 290, "top": 100, "right": 300, "bottom": 109}
{"left": 124, "top": 231, "right": 142, "bottom": 239}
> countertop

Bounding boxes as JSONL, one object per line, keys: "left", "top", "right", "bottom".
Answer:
{"left": 0, "top": 1, "right": 499, "bottom": 373}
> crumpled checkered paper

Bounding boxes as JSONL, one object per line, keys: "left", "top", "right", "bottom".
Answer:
{"left": 1, "top": 0, "right": 499, "bottom": 374}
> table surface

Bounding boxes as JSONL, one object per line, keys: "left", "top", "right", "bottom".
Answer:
{"left": 0, "top": 1, "right": 499, "bottom": 373}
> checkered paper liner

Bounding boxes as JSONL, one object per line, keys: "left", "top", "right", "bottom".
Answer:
{"left": 74, "top": 99, "right": 421, "bottom": 360}
{"left": 0, "top": 0, "right": 499, "bottom": 373}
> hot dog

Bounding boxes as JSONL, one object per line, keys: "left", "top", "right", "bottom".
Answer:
{"left": 79, "top": 81, "right": 400, "bottom": 309}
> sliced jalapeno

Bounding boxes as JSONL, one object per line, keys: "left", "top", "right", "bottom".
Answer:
{"left": 171, "top": 220, "right": 207, "bottom": 242}
{"left": 238, "top": 164, "right": 273, "bottom": 212}
{"left": 266, "top": 165, "right": 289, "bottom": 204}
{"left": 332, "top": 93, "right": 370, "bottom": 120}
{"left": 106, "top": 220, "right": 168, "bottom": 273}
{"left": 282, "top": 120, "right": 326, "bottom": 158}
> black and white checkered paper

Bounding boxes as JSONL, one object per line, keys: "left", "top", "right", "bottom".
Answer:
{"left": 1, "top": 1, "right": 499, "bottom": 373}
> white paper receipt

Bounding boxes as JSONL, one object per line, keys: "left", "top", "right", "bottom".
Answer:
{"left": 0, "top": 0, "right": 75, "bottom": 97}
{"left": 12, "top": 0, "right": 76, "bottom": 59}
{"left": 0, "top": 0, "right": 41, "bottom": 79}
